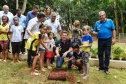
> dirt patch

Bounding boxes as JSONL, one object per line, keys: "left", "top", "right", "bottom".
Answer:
{"left": 48, "top": 69, "right": 76, "bottom": 84}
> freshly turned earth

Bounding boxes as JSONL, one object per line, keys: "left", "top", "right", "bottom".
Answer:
{"left": 48, "top": 69, "right": 76, "bottom": 84}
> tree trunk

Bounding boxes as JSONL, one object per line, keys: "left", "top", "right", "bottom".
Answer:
{"left": 117, "top": 4, "right": 124, "bottom": 34}
{"left": 16, "top": 0, "right": 18, "bottom": 9}
{"left": 21, "top": 0, "right": 27, "bottom": 14}
{"left": 114, "top": 0, "right": 119, "bottom": 35}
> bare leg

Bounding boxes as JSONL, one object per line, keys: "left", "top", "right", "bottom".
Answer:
{"left": 82, "top": 63, "right": 89, "bottom": 79}
{"left": 17, "top": 53, "right": 20, "bottom": 62}
{"left": 4, "top": 44, "right": 8, "bottom": 62}
{"left": 47, "top": 57, "right": 52, "bottom": 69}
{"left": 31, "top": 56, "right": 40, "bottom": 76}
{"left": 1, "top": 44, "right": 5, "bottom": 60}
{"left": 11, "top": 54, "right": 15, "bottom": 63}
{"left": 39, "top": 52, "right": 46, "bottom": 71}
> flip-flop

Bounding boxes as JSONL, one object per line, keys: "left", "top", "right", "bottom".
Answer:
{"left": 3, "top": 60, "right": 7, "bottom": 62}
{"left": 31, "top": 72, "right": 40, "bottom": 76}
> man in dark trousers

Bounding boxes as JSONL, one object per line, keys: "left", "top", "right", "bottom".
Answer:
{"left": 93, "top": 11, "right": 116, "bottom": 75}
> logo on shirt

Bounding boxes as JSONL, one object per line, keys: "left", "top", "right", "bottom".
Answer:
{"left": 97, "top": 24, "right": 102, "bottom": 31}
{"left": 58, "top": 44, "right": 61, "bottom": 52}
{"left": 18, "top": 29, "right": 20, "bottom": 31}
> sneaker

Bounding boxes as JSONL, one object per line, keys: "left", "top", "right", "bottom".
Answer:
{"left": 105, "top": 70, "right": 109, "bottom": 75}
{"left": 8, "top": 50, "right": 11, "bottom": 53}
{"left": 96, "top": 68, "right": 104, "bottom": 71}
{"left": 28, "top": 64, "right": 32, "bottom": 68}
{"left": 22, "top": 52, "right": 25, "bottom": 54}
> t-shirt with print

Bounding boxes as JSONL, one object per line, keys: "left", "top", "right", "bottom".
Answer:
{"left": 25, "top": 32, "right": 43, "bottom": 51}
{"left": 39, "top": 33, "right": 48, "bottom": 49}
{"left": 10, "top": 25, "right": 24, "bottom": 42}
{"left": 73, "top": 50, "right": 82, "bottom": 59}
{"left": 0, "top": 23, "right": 9, "bottom": 41}
{"left": 81, "top": 34, "right": 93, "bottom": 51}
{"left": 47, "top": 38, "right": 55, "bottom": 51}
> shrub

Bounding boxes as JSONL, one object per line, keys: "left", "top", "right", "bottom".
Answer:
{"left": 113, "top": 46, "right": 125, "bottom": 60}
{"left": 91, "top": 47, "right": 98, "bottom": 58}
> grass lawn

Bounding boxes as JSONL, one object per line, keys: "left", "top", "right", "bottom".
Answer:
{"left": 0, "top": 41, "right": 126, "bottom": 84}
{"left": 0, "top": 59, "right": 126, "bottom": 84}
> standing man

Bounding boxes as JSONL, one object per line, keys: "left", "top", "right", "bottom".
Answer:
{"left": 0, "top": 5, "right": 13, "bottom": 25}
{"left": 0, "top": 5, "right": 14, "bottom": 53}
{"left": 24, "top": 12, "right": 45, "bottom": 68}
{"left": 44, "top": 12, "right": 62, "bottom": 41}
{"left": 13, "top": 9, "right": 26, "bottom": 54}
{"left": 93, "top": 11, "right": 116, "bottom": 74}
{"left": 26, "top": 5, "right": 39, "bottom": 27}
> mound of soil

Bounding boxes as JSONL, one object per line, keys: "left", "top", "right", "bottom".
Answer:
{"left": 48, "top": 69, "right": 76, "bottom": 84}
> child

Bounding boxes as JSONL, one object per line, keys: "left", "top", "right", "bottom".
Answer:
{"left": 10, "top": 17, "right": 23, "bottom": 63}
{"left": 25, "top": 24, "right": 50, "bottom": 76}
{"left": 64, "top": 43, "right": 83, "bottom": 71}
{"left": 38, "top": 26, "right": 52, "bottom": 71}
{"left": 0, "top": 16, "right": 9, "bottom": 62}
{"left": 46, "top": 32, "right": 55, "bottom": 69}
{"left": 80, "top": 25, "right": 93, "bottom": 79}
{"left": 71, "top": 20, "right": 82, "bottom": 46}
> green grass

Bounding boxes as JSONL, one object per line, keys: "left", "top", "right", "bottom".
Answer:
{"left": 0, "top": 42, "right": 126, "bottom": 84}
{"left": 0, "top": 59, "right": 126, "bottom": 84}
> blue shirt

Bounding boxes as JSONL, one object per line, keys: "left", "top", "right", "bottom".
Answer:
{"left": 44, "top": 15, "right": 50, "bottom": 22}
{"left": 13, "top": 15, "right": 26, "bottom": 28}
{"left": 26, "top": 11, "right": 38, "bottom": 27}
{"left": 82, "top": 34, "right": 93, "bottom": 51}
{"left": 56, "top": 38, "right": 71, "bottom": 57}
{"left": 93, "top": 19, "right": 115, "bottom": 39}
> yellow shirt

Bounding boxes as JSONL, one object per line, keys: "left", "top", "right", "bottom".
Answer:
{"left": 25, "top": 32, "right": 43, "bottom": 51}
{"left": 81, "top": 41, "right": 90, "bottom": 52}
{"left": 0, "top": 23, "right": 9, "bottom": 41}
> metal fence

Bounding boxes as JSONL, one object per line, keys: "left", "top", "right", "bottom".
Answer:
{"left": 119, "top": 33, "right": 126, "bottom": 43}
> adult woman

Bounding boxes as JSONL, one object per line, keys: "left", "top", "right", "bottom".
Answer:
{"left": 44, "top": 6, "right": 51, "bottom": 21}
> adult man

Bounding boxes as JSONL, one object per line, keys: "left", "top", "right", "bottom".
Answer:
{"left": 0, "top": 5, "right": 13, "bottom": 25}
{"left": 26, "top": 5, "right": 39, "bottom": 27}
{"left": 93, "top": 11, "right": 116, "bottom": 74}
{"left": 24, "top": 12, "right": 45, "bottom": 67}
{"left": 13, "top": 9, "right": 26, "bottom": 54}
{"left": 0, "top": 5, "right": 14, "bottom": 53}
{"left": 55, "top": 31, "right": 73, "bottom": 70}
{"left": 45, "top": 12, "right": 62, "bottom": 41}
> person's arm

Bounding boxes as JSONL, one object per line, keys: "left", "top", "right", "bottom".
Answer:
{"left": 42, "top": 35, "right": 50, "bottom": 43}
{"left": 26, "top": 12, "right": 30, "bottom": 27}
{"left": 80, "top": 43, "right": 92, "bottom": 47}
{"left": 112, "top": 30, "right": 116, "bottom": 45}
{"left": 64, "top": 56, "right": 75, "bottom": 63}
{"left": 63, "top": 47, "right": 73, "bottom": 58}
{"left": 0, "top": 29, "right": 9, "bottom": 33}
{"left": 56, "top": 47, "right": 60, "bottom": 57}
{"left": 10, "top": 32, "right": 12, "bottom": 42}
{"left": 39, "top": 39, "right": 50, "bottom": 52}
{"left": 81, "top": 30, "right": 83, "bottom": 38}
{"left": 21, "top": 33, "right": 23, "bottom": 41}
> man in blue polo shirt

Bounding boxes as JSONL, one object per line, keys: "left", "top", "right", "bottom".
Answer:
{"left": 55, "top": 31, "right": 73, "bottom": 69}
{"left": 26, "top": 5, "right": 39, "bottom": 27}
{"left": 93, "top": 11, "right": 116, "bottom": 75}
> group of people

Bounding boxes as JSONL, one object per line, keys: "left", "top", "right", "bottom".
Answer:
{"left": 0, "top": 4, "right": 116, "bottom": 79}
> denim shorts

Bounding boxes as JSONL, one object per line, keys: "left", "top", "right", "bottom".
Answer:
{"left": 39, "top": 48, "right": 46, "bottom": 52}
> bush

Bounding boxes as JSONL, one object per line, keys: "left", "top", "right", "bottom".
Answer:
{"left": 113, "top": 46, "right": 125, "bottom": 60}
{"left": 91, "top": 48, "right": 98, "bottom": 58}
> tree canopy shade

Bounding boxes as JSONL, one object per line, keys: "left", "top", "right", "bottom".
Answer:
{"left": 0, "top": 0, "right": 126, "bottom": 34}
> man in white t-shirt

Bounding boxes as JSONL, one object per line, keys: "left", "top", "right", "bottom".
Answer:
{"left": 44, "top": 12, "right": 62, "bottom": 41}
{"left": 24, "top": 12, "right": 45, "bottom": 68}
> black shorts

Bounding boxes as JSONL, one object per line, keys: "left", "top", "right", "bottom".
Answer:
{"left": 11, "top": 42, "right": 22, "bottom": 54}
{"left": 28, "top": 50, "right": 37, "bottom": 56}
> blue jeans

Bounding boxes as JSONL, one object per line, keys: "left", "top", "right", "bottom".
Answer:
{"left": 98, "top": 37, "right": 112, "bottom": 71}
{"left": 56, "top": 52, "right": 73, "bottom": 68}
